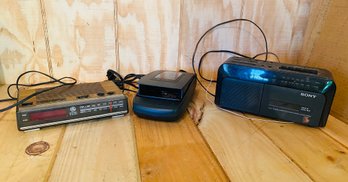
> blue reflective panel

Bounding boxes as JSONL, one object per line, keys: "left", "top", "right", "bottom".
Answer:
{"left": 321, "top": 80, "right": 333, "bottom": 93}
{"left": 249, "top": 69, "right": 269, "bottom": 82}
{"left": 222, "top": 64, "right": 271, "bottom": 83}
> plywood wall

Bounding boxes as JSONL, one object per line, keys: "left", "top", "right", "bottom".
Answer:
{"left": 0, "top": 0, "right": 330, "bottom": 82}
{"left": 0, "top": 0, "right": 50, "bottom": 84}
{"left": 117, "top": 0, "right": 181, "bottom": 75}
{"left": 43, "top": 0, "right": 117, "bottom": 82}
{"left": 179, "top": 0, "right": 330, "bottom": 79}
{"left": 302, "top": 0, "right": 348, "bottom": 123}
{"left": 3, "top": 0, "right": 347, "bottom": 120}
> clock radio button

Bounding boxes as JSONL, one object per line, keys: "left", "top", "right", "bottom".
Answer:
{"left": 70, "top": 107, "right": 77, "bottom": 112}
{"left": 107, "top": 91, "right": 115, "bottom": 95}
{"left": 97, "top": 92, "right": 105, "bottom": 96}
{"left": 22, "top": 102, "right": 33, "bottom": 106}
{"left": 77, "top": 95, "right": 89, "bottom": 99}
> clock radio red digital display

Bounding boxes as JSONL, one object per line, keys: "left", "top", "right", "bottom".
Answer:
{"left": 29, "top": 109, "right": 68, "bottom": 122}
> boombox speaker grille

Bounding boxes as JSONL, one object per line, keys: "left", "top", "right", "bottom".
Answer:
{"left": 218, "top": 78, "right": 263, "bottom": 114}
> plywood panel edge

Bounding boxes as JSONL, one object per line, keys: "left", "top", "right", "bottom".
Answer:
{"left": 44, "top": 126, "right": 66, "bottom": 181}
{"left": 39, "top": 0, "right": 53, "bottom": 76}
{"left": 113, "top": 0, "right": 120, "bottom": 72}
{"left": 177, "top": 0, "right": 184, "bottom": 71}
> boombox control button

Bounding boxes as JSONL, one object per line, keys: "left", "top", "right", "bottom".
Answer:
{"left": 312, "top": 86, "right": 319, "bottom": 91}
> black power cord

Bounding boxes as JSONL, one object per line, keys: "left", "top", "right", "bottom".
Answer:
{"left": 253, "top": 52, "right": 280, "bottom": 62}
{"left": 197, "top": 50, "right": 251, "bottom": 83}
{"left": 0, "top": 70, "right": 77, "bottom": 112}
{"left": 192, "top": 19, "right": 279, "bottom": 97}
{"left": 106, "top": 69, "right": 145, "bottom": 93}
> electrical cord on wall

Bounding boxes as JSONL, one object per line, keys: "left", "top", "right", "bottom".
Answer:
{"left": 191, "top": 18, "right": 280, "bottom": 97}
{"left": 0, "top": 70, "right": 77, "bottom": 113}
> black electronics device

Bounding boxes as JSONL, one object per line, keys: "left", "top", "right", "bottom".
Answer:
{"left": 16, "top": 81, "right": 128, "bottom": 131}
{"left": 215, "top": 57, "right": 336, "bottom": 127}
{"left": 133, "top": 70, "right": 196, "bottom": 121}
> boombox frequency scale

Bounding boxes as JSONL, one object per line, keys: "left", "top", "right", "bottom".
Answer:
{"left": 16, "top": 81, "right": 128, "bottom": 131}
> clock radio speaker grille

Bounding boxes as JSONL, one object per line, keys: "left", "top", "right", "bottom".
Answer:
{"left": 216, "top": 78, "right": 263, "bottom": 114}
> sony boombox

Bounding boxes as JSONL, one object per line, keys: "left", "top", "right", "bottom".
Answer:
{"left": 215, "top": 57, "right": 336, "bottom": 127}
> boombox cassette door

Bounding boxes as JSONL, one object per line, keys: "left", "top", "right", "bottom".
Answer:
{"left": 259, "top": 85, "right": 325, "bottom": 126}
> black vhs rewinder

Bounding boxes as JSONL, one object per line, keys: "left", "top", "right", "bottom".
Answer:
{"left": 133, "top": 70, "right": 196, "bottom": 121}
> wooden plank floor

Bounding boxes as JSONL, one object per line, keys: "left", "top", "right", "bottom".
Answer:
{"left": 1, "top": 84, "right": 348, "bottom": 181}
{"left": 132, "top": 113, "right": 228, "bottom": 181}
{"left": 127, "top": 91, "right": 228, "bottom": 181}
{"left": 193, "top": 87, "right": 348, "bottom": 181}
{"left": 48, "top": 116, "right": 140, "bottom": 182}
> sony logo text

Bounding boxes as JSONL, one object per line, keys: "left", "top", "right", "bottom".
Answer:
{"left": 300, "top": 93, "right": 317, "bottom": 99}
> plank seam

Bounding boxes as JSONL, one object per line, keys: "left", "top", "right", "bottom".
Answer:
{"left": 250, "top": 121, "right": 315, "bottom": 181}
{"left": 43, "top": 126, "right": 67, "bottom": 181}
{"left": 320, "top": 129, "right": 348, "bottom": 150}
{"left": 128, "top": 115, "right": 142, "bottom": 182}
{"left": 177, "top": 0, "right": 184, "bottom": 70}
{"left": 113, "top": 0, "right": 120, "bottom": 72}
{"left": 39, "top": 0, "right": 54, "bottom": 77}
{"left": 330, "top": 110, "right": 348, "bottom": 125}
{"left": 195, "top": 125, "right": 231, "bottom": 181}
{"left": 190, "top": 109, "right": 231, "bottom": 181}
{"left": 320, "top": 118, "right": 348, "bottom": 150}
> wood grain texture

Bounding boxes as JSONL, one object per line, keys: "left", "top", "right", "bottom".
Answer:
{"left": 321, "top": 116, "right": 348, "bottom": 148}
{"left": 132, "top": 105, "right": 228, "bottom": 181}
{"left": 0, "top": 97, "right": 64, "bottom": 181}
{"left": 43, "top": 0, "right": 117, "bottom": 82}
{"left": 0, "top": 0, "right": 50, "bottom": 84}
{"left": 179, "top": 0, "right": 327, "bottom": 81}
{"left": 49, "top": 116, "right": 140, "bottom": 182}
{"left": 298, "top": 0, "right": 331, "bottom": 65}
{"left": 253, "top": 119, "right": 348, "bottom": 182}
{"left": 303, "top": 0, "right": 348, "bottom": 123}
{"left": 117, "top": 0, "right": 181, "bottom": 75}
{"left": 193, "top": 88, "right": 312, "bottom": 181}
